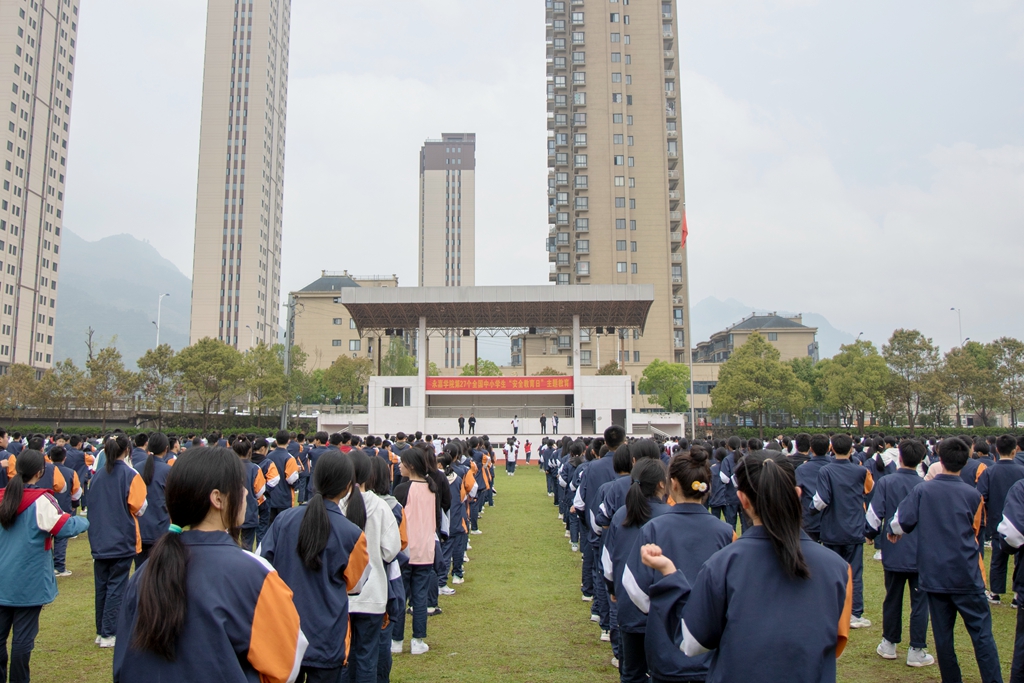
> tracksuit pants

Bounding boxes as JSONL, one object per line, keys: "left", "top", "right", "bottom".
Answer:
{"left": 398, "top": 564, "right": 431, "bottom": 640}
{"left": 346, "top": 612, "right": 384, "bottom": 683}
{"left": 991, "top": 538, "right": 1017, "bottom": 595}
{"left": 0, "top": 605, "right": 41, "bottom": 683}
{"left": 927, "top": 591, "right": 1002, "bottom": 683}
{"left": 619, "top": 630, "right": 648, "bottom": 683}
{"left": 93, "top": 556, "right": 133, "bottom": 637}
{"left": 581, "top": 532, "right": 595, "bottom": 598}
{"left": 52, "top": 536, "right": 69, "bottom": 573}
{"left": 883, "top": 570, "right": 929, "bottom": 649}
{"left": 824, "top": 543, "right": 864, "bottom": 618}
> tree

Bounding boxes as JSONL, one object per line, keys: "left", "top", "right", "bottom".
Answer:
{"left": 709, "top": 334, "right": 809, "bottom": 438}
{"left": 596, "top": 361, "right": 620, "bottom": 376}
{"left": 173, "top": 337, "right": 242, "bottom": 430}
{"left": 461, "top": 359, "right": 502, "bottom": 376}
{"left": 87, "top": 345, "right": 132, "bottom": 430}
{"left": 0, "top": 364, "right": 39, "bottom": 422}
{"left": 240, "top": 342, "right": 288, "bottom": 426}
{"left": 815, "top": 340, "right": 890, "bottom": 431}
{"left": 882, "top": 329, "right": 939, "bottom": 434}
{"left": 532, "top": 366, "right": 566, "bottom": 376}
{"left": 324, "top": 355, "right": 373, "bottom": 406}
{"left": 993, "top": 337, "right": 1024, "bottom": 426}
{"left": 637, "top": 359, "right": 690, "bottom": 413}
{"left": 137, "top": 344, "right": 179, "bottom": 428}
{"left": 36, "top": 359, "right": 86, "bottom": 425}
{"left": 428, "top": 362, "right": 441, "bottom": 376}
{"left": 380, "top": 338, "right": 417, "bottom": 376}
{"left": 942, "top": 342, "right": 1002, "bottom": 427}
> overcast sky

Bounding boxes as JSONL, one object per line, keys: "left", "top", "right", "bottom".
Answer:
{"left": 63, "top": 0, "right": 1024, "bottom": 358}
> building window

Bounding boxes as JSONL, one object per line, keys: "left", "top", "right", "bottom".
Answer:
{"left": 557, "top": 273, "right": 570, "bottom": 285}
{"left": 575, "top": 197, "right": 588, "bottom": 210}
{"left": 630, "top": 241, "right": 637, "bottom": 252}
{"left": 615, "top": 197, "right": 625, "bottom": 208}
{"left": 558, "top": 335, "right": 571, "bottom": 349}
{"left": 612, "top": 93, "right": 622, "bottom": 103}
{"left": 629, "top": 199, "right": 636, "bottom": 209}
{"left": 611, "top": 52, "right": 621, "bottom": 62}
{"left": 332, "top": 318, "right": 343, "bottom": 325}
{"left": 575, "top": 239, "right": 589, "bottom": 253}
{"left": 581, "top": 350, "right": 592, "bottom": 366}
{"left": 349, "top": 339, "right": 361, "bottom": 351}
{"left": 610, "top": 32, "right": 620, "bottom": 42}
{"left": 572, "top": 31, "right": 585, "bottom": 43}
{"left": 573, "top": 92, "right": 586, "bottom": 105}
{"left": 630, "top": 219, "right": 636, "bottom": 230}
{"left": 616, "top": 240, "right": 626, "bottom": 251}
{"left": 631, "top": 263, "right": 638, "bottom": 274}
{"left": 384, "top": 387, "right": 411, "bottom": 407}
{"left": 617, "top": 262, "right": 627, "bottom": 273}
{"left": 768, "top": 332, "right": 778, "bottom": 341}
{"left": 634, "top": 351, "right": 640, "bottom": 363}
{"left": 613, "top": 113, "right": 622, "bottom": 123}
{"left": 574, "top": 154, "right": 588, "bottom": 167}
{"left": 612, "top": 72, "right": 621, "bottom": 83}
{"left": 610, "top": 13, "right": 619, "bottom": 22}
{"left": 575, "top": 218, "right": 589, "bottom": 231}
{"left": 350, "top": 319, "right": 357, "bottom": 329}
{"left": 613, "top": 134, "right": 623, "bottom": 144}
{"left": 613, "top": 155, "right": 624, "bottom": 165}
{"left": 575, "top": 175, "right": 588, "bottom": 188}
{"left": 616, "top": 218, "right": 626, "bottom": 229}
{"left": 576, "top": 261, "right": 590, "bottom": 275}
{"left": 614, "top": 176, "right": 625, "bottom": 186}
{"left": 332, "top": 339, "right": 342, "bottom": 347}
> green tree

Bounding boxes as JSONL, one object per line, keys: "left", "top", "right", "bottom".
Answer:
{"left": 709, "top": 334, "right": 809, "bottom": 438}
{"left": 993, "top": 337, "right": 1024, "bottom": 426}
{"left": 815, "top": 340, "right": 891, "bottom": 431}
{"left": 380, "top": 338, "right": 417, "bottom": 376}
{"left": 0, "top": 364, "right": 37, "bottom": 422}
{"left": 882, "top": 329, "right": 939, "bottom": 434}
{"left": 461, "top": 359, "right": 502, "bottom": 376}
{"left": 173, "top": 337, "right": 243, "bottom": 429}
{"left": 788, "top": 356, "right": 826, "bottom": 427}
{"left": 324, "top": 355, "right": 373, "bottom": 406}
{"left": 36, "top": 359, "right": 86, "bottom": 425}
{"left": 137, "top": 344, "right": 179, "bottom": 428}
{"left": 942, "top": 341, "right": 1002, "bottom": 427}
{"left": 596, "top": 361, "right": 620, "bottom": 376}
{"left": 532, "top": 366, "right": 566, "bottom": 376}
{"left": 428, "top": 362, "right": 441, "bottom": 376}
{"left": 87, "top": 345, "right": 132, "bottom": 430}
{"left": 637, "top": 359, "right": 690, "bottom": 413}
{"left": 240, "top": 342, "right": 288, "bottom": 426}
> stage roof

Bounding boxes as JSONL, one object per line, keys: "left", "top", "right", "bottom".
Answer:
{"left": 335, "top": 284, "right": 655, "bottom": 333}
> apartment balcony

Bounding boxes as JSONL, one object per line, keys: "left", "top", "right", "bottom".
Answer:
{"left": 667, "top": 129, "right": 677, "bottom": 138}
{"left": 667, "top": 150, "right": 678, "bottom": 159}
{"left": 549, "top": 263, "right": 557, "bottom": 275}
{"left": 670, "top": 230, "right": 682, "bottom": 243}
{"left": 670, "top": 211, "right": 682, "bottom": 220}
{"left": 668, "top": 169, "right": 680, "bottom": 179}
{"left": 674, "top": 339, "right": 686, "bottom": 348}
{"left": 663, "top": 11, "right": 672, "bottom": 18}
{"left": 664, "top": 50, "right": 674, "bottom": 59}
{"left": 668, "top": 190, "right": 680, "bottom": 200}
{"left": 673, "top": 318, "right": 684, "bottom": 328}
{"left": 672, "top": 296, "right": 684, "bottom": 305}
{"left": 671, "top": 253, "right": 683, "bottom": 263}
{"left": 665, "top": 70, "right": 675, "bottom": 78}
{"left": 663, "top": 28, "right": 674, "bottom": 39}
{"left": 672, "top": 274, "right": 683, "bottom": 284}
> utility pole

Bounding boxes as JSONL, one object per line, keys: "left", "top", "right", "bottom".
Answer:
{"left": 155, "top": 293, "right": 170, "bottom": 347}
{"left": 280, "top": 295, "right": 299, "bottom": 430}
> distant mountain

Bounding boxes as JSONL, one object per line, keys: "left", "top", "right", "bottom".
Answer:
{"left": 691, "top": 296, "right": 856, "bottom": 360}
{"left": 55, "top": 230, "right": 192, "bottom": 368}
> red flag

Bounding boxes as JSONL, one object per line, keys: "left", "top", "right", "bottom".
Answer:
{"left": 681, "top": 209, "right": 688, "bottom": 248}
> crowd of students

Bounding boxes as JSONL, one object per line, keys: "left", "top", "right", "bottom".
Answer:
{"left": 0, "top": 427, "right": 504, "bottom": 682}
{"left": 539, "top": 428, "right": 1024, "bottom": 683}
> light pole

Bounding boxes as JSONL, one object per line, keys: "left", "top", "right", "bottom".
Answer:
{"left": 155, "top": 293, "right": 170, "bottom": 347}
{"left": 950, "top": 307, "right": 962, "bottom": 345}
{"left": 245, "top": 325, "right": 256, "bottom": 348}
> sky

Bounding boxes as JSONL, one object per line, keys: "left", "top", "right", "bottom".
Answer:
{"left": 62, "top": 0, "right": 1024, "bottom": 359}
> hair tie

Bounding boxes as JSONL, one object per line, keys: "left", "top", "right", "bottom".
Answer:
{"left": 168, "top": 524, "right": 183, "bottom": 534}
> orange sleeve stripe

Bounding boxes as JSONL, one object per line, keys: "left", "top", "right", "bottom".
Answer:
{"left": 85, "top": 454, "right": 94, "bottom": 467}
{"left": 72, "top": 472, "right": 81, "bottom": 496}
{"left": 285, "top": 458, "right": 299, "bottom": 478}
{"left": 249, "top": 571, "right": 303, "bottom": 683}
{"left": 127, "top": 474, "right": 148, "bottom": 515}
{"left": 732, "top": 531, "right": 738, "bottom": 543}
{"left": 7, "top": 455, "right": 15, "bottom": 479}
{"left": 863, "top": 470, "right": 874, "bottom": 496}
{"left": 267, "top": 463, "right": 280, "bottom": 480}
{"left": 836, "top": 564, "right": 853, "bottom": 658}
{"left": 399, "top": 510, "right": 409, "bottom": 550}
{"left": 255, "top": 469, "right": 266, "bottom": 493}
{"left": 53, "top": 467, "right": 66, "bottom": 493}
{"left": 976, "top": 463, "right": 987, "bottom": 483}
{"left": 344, "top": 533, "right": 371, "bottom": 592}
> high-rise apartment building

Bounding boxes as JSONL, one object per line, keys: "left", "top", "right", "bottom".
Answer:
{"left": 190, "top": 0, "right": 291, "bottom": 350}
{"left": 0, "top": 0, "right": 81, "bottom": 373}
{"left": 542, "top": 0, "right": 690, "bottom": 401}
{"left": 418, "top": 133, "right": 476, "bottom": 369}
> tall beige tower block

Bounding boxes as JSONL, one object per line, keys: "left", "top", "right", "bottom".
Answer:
{"left": 418, "top": 133, "right": 475, "bottom": 370}
{"left": 190, "top": 0, "right": 291, "bottom": 350}
{"left": 0, "top": 0, "right": 81, "bottom": 372}
{"left": 545, "top": 0, "right": 690, "bottom": 403}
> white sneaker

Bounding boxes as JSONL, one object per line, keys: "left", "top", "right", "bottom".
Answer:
{"left": 548, "top": 492, "right": 554, "bottom": 497}
{"left": 410, "top": 638, "right": 429, "bottom": 655}
{"left": 452, "top": 575, "right": 465, "bottom": 585}
{"left": 470, "top": 529, "right": 483, "bottom": 535}
{"left": 611, "top": 656, "right": 619, "bottom": 668}
{"left": 571, "top": 543, "right": 579, "bottom": 552}
{"left": 439, "top": 585, "right": 456, "bottom": 596}
{"left": 600, "top": 629, "right": 610, "bottom": 642}
{"left": 391, "top": 640, "right": 403, "bottom": 654}
{"left": 466, "top": 544, "right": 472, "bottom": 550}
{"left": 590, "top": 614, "right": 600, "bottom": 623}
{"left": 876, "top": 638, "right": 897, "bottom": 660}
{"left": 98, "top": 636, "right": 116, "bottom": 648}
{"left": 94, "top": 635, "right": 102, "bottom": 645}
{"left": 872, "top": 550, "right": 883, "bottom": 561}
{"left": 582, "top": 594, "right": 593, "bottom": 602}
{"left": 850, "top": 616, "right": 872, "bottom": 629}
{"left": 565, "top": 530, "right": 571, "bottom": 538}
{"left": 463, "top": 554, "right": 470, "bottom": 563}
{"left": 55, "top": 570, "right": 72, "bottom": 577}
{"left": 906, "top": 647, "right": 935, "bottom": 667}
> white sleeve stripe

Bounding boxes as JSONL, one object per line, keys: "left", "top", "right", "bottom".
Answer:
{"left": 719, "top": 470, "right": 730, "bottom": 484}
{"left": 601, "top": 545, "right": 614, "bottom": 581}
{"left": 681, "top": 618, "right": 710, "bottom": 657}
{"left": 286, "top": 471, "right": 299, "bottom": 485}
{"left": 266, "top": 475, "right": 281, "bottom": 488}
{"left": 622, "top": 564, "right": 650, "bottom": 614}
{"left": 255, "top": 485, "right": 267, "bottom": 499}
{"left": 136, "top": 498, "right": 149, "bottom": 518}
{"left": 998, "top": 517, "right": 1024, "bottom": 549}
{"left": 865, "top": 505, "right": 882, "bottom": 531}
{"left": 890, "top": 509, "right": 905, "bottom": 536}
{"left": 812, "top": 492, "right": 827, "bottom": 511}
{"left": 388, "top": 559, "right": 402, "bottom": 581}
{"left": 589, "top": 509, "right": 602, "bottom": 535}
{"left": 287, "top": 628, "right": 309, "bottom": 683}
{"left": 573, "top": 488, "right": 585, "bottom": 510}
{"left": 348, "top": 563, "right": 372, "bottom": 595}
{"left": 34, "top": 495, "right": 64, "bottom": 533}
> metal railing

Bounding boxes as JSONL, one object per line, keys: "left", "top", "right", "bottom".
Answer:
{"left": 427, "top": 406, "right": 575, "bottom": 420}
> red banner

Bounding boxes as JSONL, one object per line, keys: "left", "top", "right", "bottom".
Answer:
{"left": 426, "top": 376, "right": 573, "bottom": 392}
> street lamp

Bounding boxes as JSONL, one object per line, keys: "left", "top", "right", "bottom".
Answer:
{"left": 950, "top": 307, "right": 962, "bottom": 346}
{"left": 245, "top": 325, "right": 256, "bottom": 348}
{"left": 155, "top": 293, "right": 170, "bottom": 347}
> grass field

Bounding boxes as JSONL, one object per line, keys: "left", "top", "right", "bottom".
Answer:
{"left": 25, "top": 466, "right": 1020, "bottom": 682}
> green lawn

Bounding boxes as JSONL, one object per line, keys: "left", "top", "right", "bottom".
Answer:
{"left": 25, "top": 466, "right": 1020, "bottom": 682}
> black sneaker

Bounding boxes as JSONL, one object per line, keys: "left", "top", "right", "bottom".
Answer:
{"left": 987, "top": 591, "right": 1001, "bottom": 605}
{"left": 1012, "top": 597, "right": 1021, "bottom": 609}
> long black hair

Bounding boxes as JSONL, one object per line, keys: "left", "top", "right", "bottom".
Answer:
{"left": 365, "top": 456, "right": 393, "bottom": 497}
{"left": 132, "top": 447, "right": 244, "bottom": 660}
{"left": 297, "top": 451, "right": 361, "bottom": 571}
{"left": 669, "top": 445, "right": 712, "bottom": 501}
{"left": 104, "top": 434, "right": 130, "bottom": 474}
{"left": 0, "top": 450, "right": 45, "bottom": 529}
{"left": 142, "top": 432, "right": 170, "bottom": 486}
{"left": 734, "top": 452, "right": 809, "bottom": 579}
{"left": 623, "top": 459, "right": 667, "bottom": 527}
{"left": 400, "top": 447, "right": 437, "bottom": 494}
{"left": 344, "top": 452, "right": 370, "bottom": 530}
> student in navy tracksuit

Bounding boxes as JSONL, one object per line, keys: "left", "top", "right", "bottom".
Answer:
{"left": 794, "top": 434, "right": 832, "bottom": 542}
{"left": 716, "top": 436, "right": 742, "bottom": 530}
{"left": 260, "top": 449, "right": 370, "bottom": 682}
{"left": 642, "top": 451, "right": 853, "bottom": 683}
{"left": 0, "top": 450, "right": 89, "bottom": 682}
{"left": 88, "top": 435, "right": 148, "bottom": 647}
{"left": 63, "top": 435, "right": 91, "bottom": 512}
{"left": 995, "top": 477, "right": 1024, "bottom": 680}
{"left": 864, "top": 439, "right": 935, "bottom": 668}
{"left": 114, "top": 447, "right": 307, "bottom": 682}
{"left": 978, "top": 433, "right": 1024, "bottom": 606}
{"left": 813, "top": 433, "right": 874, "bottom": 628}
{"left": 268, "top": 430, "right": 300, "bottom": 522}
{"left": 305, "top": 431, "right": 329, "bottom": 499}
{"left": 136, "top": 433, "right": 173, "bottom": 569}
{"left": 890, "top": 437, "right": 1003, "bottom": 683}
{"left": 576, "top": 426, "right": 626, "bottom": 644}
{"left": 624, "top": 447, "right": 734, "bottom": 683}
{"left": 707, "top": 448, "right": 728, "bottom": 519}
{"left": 233, "top": 438, "right": 266, "bottom": 551}
{"left": 602, "top": 458, "right": 669, "bottom": 682}
{"left": 45, "top": 446, "right": 82, "bottom": 576}
{"left": 251, "top": 438, "right": 278, "bottom": 543}
{"left": 592, "top": 444, "right": 633, "bottom": 662}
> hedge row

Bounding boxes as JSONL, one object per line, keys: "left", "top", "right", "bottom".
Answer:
{"left": 717, "top": 426, "right": 1022, "bottom": 440}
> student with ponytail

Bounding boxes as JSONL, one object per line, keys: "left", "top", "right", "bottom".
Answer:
{"left": 600, "top": 458, "right": 669, "bottom": 682}
{"left": 642, "top": 452, "right": 854, "bottom": 683}
{"left": 136, "top": 432, "right": 172, "bottom": 568}
{"left": 89, "top": 434, "right": 148, "bottom": 648}
{"left": 0, "top": 450, "right": 89, "bottom": 681}
{"left": 367, "top": 455, "right": 408, "bottom": 679}
{"left": 259, "top": 449, "right": 370, "bottom": 682}
{"left": 114, "top": 446, "right": 307, "bottom": 682}
{"left": 343, "top": 451, "right": 402, "bottom": 683}
{"left": 622, "top": 446, "right": 734, "bottom": 683}
{"left": 233, "top": 438, "right": 266, "bottom": 551}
